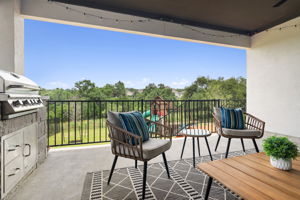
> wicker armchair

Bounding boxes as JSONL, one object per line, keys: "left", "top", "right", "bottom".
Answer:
{"left": 106, "top": 112, "right": 173, "bottom": 200}
{"left": 213, "top": 109, "right": 265, "bottom": 158}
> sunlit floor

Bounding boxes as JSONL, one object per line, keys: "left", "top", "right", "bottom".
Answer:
{"left": 11, "top": 134, "right": 264, "bottom": 200}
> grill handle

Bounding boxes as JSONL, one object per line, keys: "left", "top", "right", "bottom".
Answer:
{"left": 24, "top": 144, "right": 31, "bottom": 157}
{"left": 7, "top": 85, "right": 40, "bottom": 91}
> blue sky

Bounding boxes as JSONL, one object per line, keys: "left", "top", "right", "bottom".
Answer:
{"left": 25, "top": 19, "right": 246, "bottom": 89}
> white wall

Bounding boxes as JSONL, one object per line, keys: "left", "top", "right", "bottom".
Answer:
{"left": 247, "top": 17, "right": 300, "bottom": 138}
{"left": 0, "top": 0, "right": 24, "bottom": 74}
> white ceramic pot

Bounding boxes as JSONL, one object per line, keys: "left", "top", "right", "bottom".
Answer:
{"left": 270, "top": 156, "right": 292, "bottom": 170}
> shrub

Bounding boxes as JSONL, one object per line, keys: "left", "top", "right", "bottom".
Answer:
{"left": 263, "top": 136, "right": 298, "bottom": 160}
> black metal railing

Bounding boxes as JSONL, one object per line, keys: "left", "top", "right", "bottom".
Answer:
{"left": 47, "top": 99, "right": 245, "bottom": 147}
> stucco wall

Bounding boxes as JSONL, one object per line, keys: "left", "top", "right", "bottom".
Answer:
{"left": 0, "top": 0, "right": 24, "bottom": 74}
{"left": 247, "top": 17, "right": 300, "bottom": 138}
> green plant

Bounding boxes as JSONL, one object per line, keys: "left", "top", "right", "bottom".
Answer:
{"left": 263, "top": 136, "right": 299, "bottom": 160}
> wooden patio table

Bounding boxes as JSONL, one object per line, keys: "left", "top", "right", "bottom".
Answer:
{"left": 198, "top": 152, "right": 300, "bottom": 200}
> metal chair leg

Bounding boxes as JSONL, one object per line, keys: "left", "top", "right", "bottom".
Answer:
{"left": 215, "top": 135, "right": 221, "bottom": 151}
{"left": 180, "top": 136, "right": 187, "bottom": 159}
{"left": 252, "top": 138, "right": 259, "bottom": 153}
{"left": 162, "top": 152, "right": 170, "bottom": 179}
{"left": 192, "top": 137, "right": 195, "bottom": 168}
{"left": 241, "top": 138, "right": 245, "bottom": 152}
{"left": 197, "top": 137, "right": 201, "bottom": 157}
{"left": 225, "top": 138, "right": 231, "bottom": 158}
{"left": 107, "top": 155, "right": 118, "bottom": 185}
{"left": 204, "top": 177, "right": 213, "bottom": 200}
{"left": 135, "top": 160, "right": 137, "bottom": 168}
{"left": 142, "top": 161, "right": 148, "bottom": 200}
{"left": 205, "top": 137, "right": 213, "bottom": 161}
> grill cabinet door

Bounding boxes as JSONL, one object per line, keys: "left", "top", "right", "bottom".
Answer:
{"left": 1, "top": 130, "right": 24, "bottom": 196}
{"left": 23, "top": 123, "right": 37, "bottom": 175}
{"left": 4, "top": 155, "right": 23, "bottom": 194}
{"left": 3, "top": 130, "right": 23, "bottom": 165}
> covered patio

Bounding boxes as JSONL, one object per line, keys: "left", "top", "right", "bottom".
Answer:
{"left": 11, "top": 135, "right": 265, "bottom": 200}
{"left": 0, "top": 0, "right": 300, "bottom": 200}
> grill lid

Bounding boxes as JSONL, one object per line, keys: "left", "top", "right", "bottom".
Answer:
{"left": 0, "top": 70, "right": 43, "bottom": 119}
{"left": 0, "top": 70, "right": 40, "bottom": 95}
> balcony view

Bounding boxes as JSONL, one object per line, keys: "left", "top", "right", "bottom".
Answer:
{"left": 0, "top": 1, "right": 299, "bottom": 200}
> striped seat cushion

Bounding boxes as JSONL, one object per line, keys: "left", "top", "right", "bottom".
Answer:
{"left": 220, "top": 107, "right": 244, "bottom": 129}
{"left": 119, "top": 112, "right": 150, "bottom": 144}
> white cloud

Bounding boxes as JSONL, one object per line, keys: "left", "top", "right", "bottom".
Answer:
{"left": 141, "top": 78, "right": 150, "bottom": 83}
{"left": 171, "top": 78, "right": 190, "bottom": 88}
{"left": 45, "top": 81, "right": 70, "bottom": 89}
{"left": 124, "top": 81, "right": 134, "bottom": 87}
{"left": 123, "top": 78, "right": 151, "bottom": 88}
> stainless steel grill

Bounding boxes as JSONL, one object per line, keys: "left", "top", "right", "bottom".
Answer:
{"left": 0, "top": 70, "right": 43, "bottom": 119}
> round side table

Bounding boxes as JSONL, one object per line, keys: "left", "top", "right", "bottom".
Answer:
{"left": 179, "top": 129, "right": 213, "bottom": 167}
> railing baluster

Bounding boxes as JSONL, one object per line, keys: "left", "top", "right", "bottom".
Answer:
{"left": 47, "top": 102, "right": 50, "bottom": 146}
{"left": 105, "top": 102, "right": 108, "bottom": 141}
{"left": 93, "top": 102, "right": 96, "bottom": 143}
{"left": 99, "top": 101, "right": 102, "bottom": 143}
{"left": 46, "top": 99, "right": 245, "bottom": 147}
{"left": 87, "top": 102, "right": 89, "bottom": 143}
{"left": 54, "top": 102, "right": 57, "bottom": 146}
{"left": 68, "top": 102, "right": 70, "bottom": 145}
{"left": 61, "top": 102, "right": 64, "bottom": 145}
{"left": 81, "top": 101, "right": 83, "bottom": 143}
{"left": 74, "top": 101, "right": 77, "bottom": 144}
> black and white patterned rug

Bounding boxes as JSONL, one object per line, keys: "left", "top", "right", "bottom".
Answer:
{"left": 82, "top": 149, "right": 256, "bottom": 200}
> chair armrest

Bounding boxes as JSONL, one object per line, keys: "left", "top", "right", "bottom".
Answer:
{"left": 145, "top": 119, "right": 173, "bottom": 140}
{"left": 244, "top": 113, "right": 265, "bottom": 138}
{"left": 106, "top": 120, "right": 144, "bottom": 160}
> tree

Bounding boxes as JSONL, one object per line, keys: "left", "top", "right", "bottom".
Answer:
{"left": 41, "top": 77, "right": 246, "bottom": 101}
{"left": 113, "top": 81, "right": 126, "bottom": 98}
{"left": 74, "top": 80, "right": 96, "bottom": 99}
{"left": 137, "top": 83, "right": 176, "bottom": 100}
{"left": 182, "top": 76, "right": 246, "bottom": 100}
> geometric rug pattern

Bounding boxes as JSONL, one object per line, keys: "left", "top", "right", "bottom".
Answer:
{"left": 82, "top": 149, "right": 256, "bottom": 200}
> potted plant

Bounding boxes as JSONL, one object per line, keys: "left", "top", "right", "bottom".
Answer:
{"left": 263, "top": 136, "right": 298, "bottom": 170}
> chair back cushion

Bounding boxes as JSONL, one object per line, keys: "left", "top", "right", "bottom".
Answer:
{"left": 107, "top": 111, "right": 126, "bottom": 144}
{"left": 107, "top": 111, "right": 123, "bottom": 128}
{"left": 220, "top": 107, "right": 244, "bottom": 129}
{"left": 213, "top": 107, "right": 222, "bottom": 122}
{"left": 119, "top": 112, "right": 150, "bottom": 143}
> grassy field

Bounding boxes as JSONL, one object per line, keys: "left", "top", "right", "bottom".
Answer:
{"left": 48, "top": 118, "right": 216, "bottom": 147}
{"left": 48, "top": 119, "right": 110, "bottom": 147}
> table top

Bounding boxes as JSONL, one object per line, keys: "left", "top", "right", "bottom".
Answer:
{"left": 198, "top": 152, "right": 300, "bottom": 200}
{"left": 179, "top": 129, "right": 211, "bottom": 137}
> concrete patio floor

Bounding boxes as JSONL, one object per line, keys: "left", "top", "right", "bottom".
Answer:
{"left": 10, "top": 133, "right": 264, "bottom": 200}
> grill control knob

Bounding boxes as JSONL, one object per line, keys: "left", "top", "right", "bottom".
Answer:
{"left": 22, "top": 100, "right": 30, "bottom": 106}
{"left": 12, "top": 100, "right": 21, "bottom": 107}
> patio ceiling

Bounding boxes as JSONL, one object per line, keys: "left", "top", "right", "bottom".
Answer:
{"left": 51, "top": 0, "right": 300, "bottom": 36}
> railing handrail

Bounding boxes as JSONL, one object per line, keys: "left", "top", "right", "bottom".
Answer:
{"left": 47, "top": 99, "right": 246, "bottom": 147}
{"left": 47, "top": 99, "right": 245, "bottom": 102}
